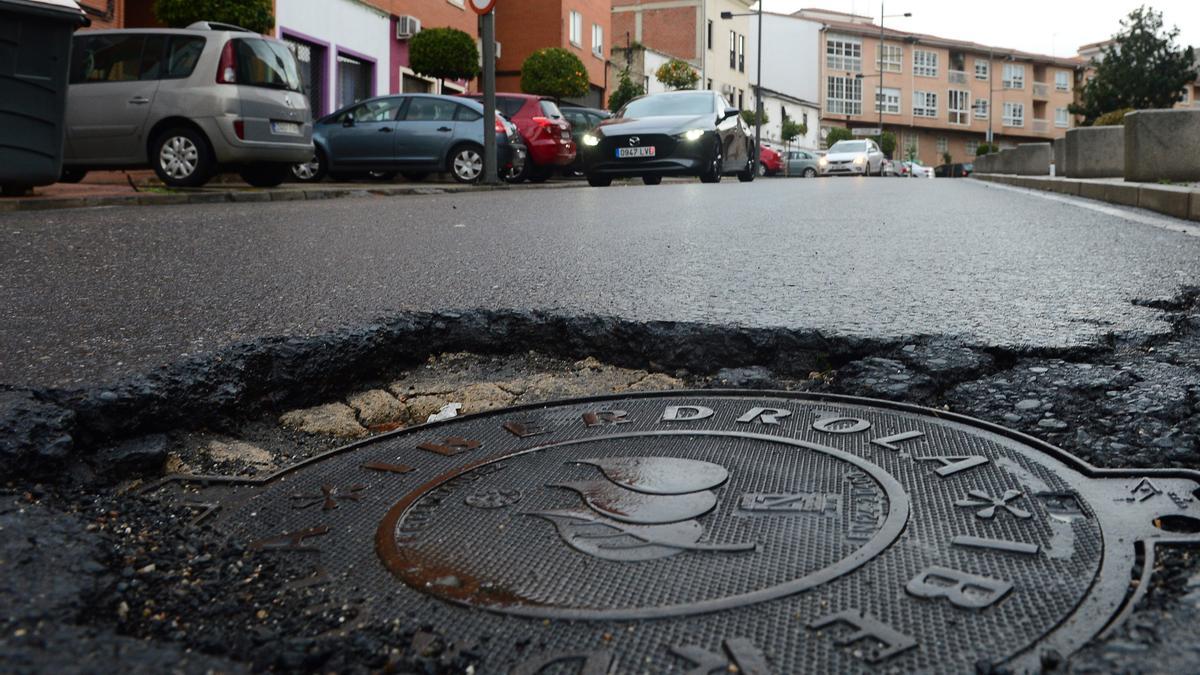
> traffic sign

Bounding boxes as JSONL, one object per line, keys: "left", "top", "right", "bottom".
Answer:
{"left": 469, "top": 0, "right": 496, "bottom": 15}
{"left": 852, "top": 127, "right": 882, "bottom": 137}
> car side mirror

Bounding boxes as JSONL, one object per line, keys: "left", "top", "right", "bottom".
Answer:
{"left": 721, "top": 107, "right": 740, "bottom": 121}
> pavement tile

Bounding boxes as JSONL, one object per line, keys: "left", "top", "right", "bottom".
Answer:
{"left": 228, "top": 191, "right": 272, "bottom": 203}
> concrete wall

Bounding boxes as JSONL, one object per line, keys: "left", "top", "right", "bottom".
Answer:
{"left": 749, "top": 13, "right": 821, "bottom": 105}
{"left": 1012, "top": 143, "right": 1051, "bottom": 175}
{"left": 1125, "top": 109, "right": 1200, "bottom": 182}
{"left": 1054, "top": 138, "right": 1064, "bottom": 175}
{"left": 1063, "top": 125, "right": 1123, "bottom": 178}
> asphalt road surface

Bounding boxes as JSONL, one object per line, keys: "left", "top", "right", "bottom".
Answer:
{"left": 2, "top": 177, "right": 1199, "bottom": 388}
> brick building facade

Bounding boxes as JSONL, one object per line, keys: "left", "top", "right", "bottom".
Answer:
{"left": 494, "top": 0, "right": 613, "bottom": 108}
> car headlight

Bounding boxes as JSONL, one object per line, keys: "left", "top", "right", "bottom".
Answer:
{"left": 853, "top": 155, "right": 866, "bottom": 165}
{"left": 818, "top": 157, "right": 828, "bottom": 166}
{"left": 582, "top": 133, "right": 601, "bottom": 147}
{"left": 682, "top": 129, "right": 705, "bottom": 141}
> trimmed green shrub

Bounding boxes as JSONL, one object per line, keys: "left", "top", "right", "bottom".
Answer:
{"left": 154, "top": 0, "right": 273, "bottom": 34}
{"left": 409, "top": 27, "right": 480, "bottom": 84}
{"left": 655, "top": 58, "right": 699, "bottom": 90}
{"left": 521, "top": 48, "right": 589, "bottom": 101}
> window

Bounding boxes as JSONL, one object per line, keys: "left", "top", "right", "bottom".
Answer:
{"left": 707, "top": 20, "right": 713, "bottom": 50}
{"left": 569, "top": 11, "right": 583, "bottom": 47}
{"left": 826, "top": 76, "right": 862, "bottom": 115}
{"left": 404, "top": 97, "right": 458, "bottom": 121}
{"left": 706, "top": 78, "right": 713, "bottom": 90}
{"left": 1055, "top": 70, "right": 1070, "bottom": 91}
{"left": 974, "top": 58, "right": 989, "bottom": 80}
{"left": 163, "top": 36, "right": 205, "bottom": 79}
{"left": 913, "top": 49, "right": 938, "bottom": 77}
{"left": 1180, "top": 87, "right": 1190, "bottom": 103}
{"left": 877, "top": 44, "right": 902, "bottom": 73}
{"left": 826, "top": 35, "right": 862, "bottom": 71}
{"left": 974, "top": 98, "right": 989, "bottom": 119}
{"left": 339, "top": 97, "right": 402, "bottom": 124}
{"left": 239, "top": 39, "right": 304, "bottom": 92}
{"left": 592, "top": 24, "right": 603, "bottom": 57}
{"left": 737, "top": 89, "right": 744, "bottom": 109}
{"left": 1055, "top": 107, "right": 1069, "bottom": 127}
{"left": 802, "top": 112, "right": 808, "bottom": 127}
{"left": 336, "top": 53, "right": 372, "bottom": 108}
{"left": 283, "top": 35, "right": 325, "bottom": 116}
{"left": 948, "top": 90, "right": 970, "bottom": 124}
{"left": 912, "top": 90, "right": 937, "bottom": 117}
{"left": 1003, "top": 101, "right": 1024, "bottom": 126}
{"left": 965, "top": 139, "right": 979, "bottom": 156}
{"left": 453, "top": 105, "right": 482, "bottom": 122}
{"left": 737, "top": 34, "right": 745, "bottom": 72}
{"left": 539, "top": 100, "right": 564, "bottom": 118}
{"left": 936, "top": 136, "right": 948, "bottom": 154}
{"left": 875, "top": 87, "right": 900, "bottom": 114}
{"left": 495, "top": 96, "right": 525, "bottom": 118}
{"left": 70, "top": 34, "right": 146, "bottom": 82}
{"left": 729, "top": 31, "right": 736, "bottom": 69}
{"left": 1003, "top": 63, "right": 1024, "bottom": 89}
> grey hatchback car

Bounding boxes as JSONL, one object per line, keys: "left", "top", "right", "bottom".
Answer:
{"left": 63, "top": 22, "right": 313, "bottom": 188}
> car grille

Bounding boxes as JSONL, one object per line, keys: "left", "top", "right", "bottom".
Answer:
{"left": 600, "top": 134, "right": 677, "bottom": 157}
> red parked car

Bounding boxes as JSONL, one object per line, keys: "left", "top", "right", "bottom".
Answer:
{"left": 758, "top": 145, "right": 783, "bottom": 176}
{"left": 465, "top": 93, "right": 575, "bottom": 182}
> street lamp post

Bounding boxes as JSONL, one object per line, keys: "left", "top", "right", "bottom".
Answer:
{"left": 720, "top": 5, "right": 763, "bottom": 174}
{"left": 876, "top": 5, "right": 910, "bottom": 151}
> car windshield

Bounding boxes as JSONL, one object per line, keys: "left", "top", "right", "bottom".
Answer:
{"left": 622, "top": 93, "right": 715, "bottom": 118}
{"left": 829, "top": 141, "right": 867, "bottom": 153}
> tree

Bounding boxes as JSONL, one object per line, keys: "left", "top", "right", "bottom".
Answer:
{"left": 904, "top": 141, "right": 918, "bottom": 162}
{"left": 154, "top": 0, "right": 273, "bottom": 34}
{"left": 741, "top": 109, "right": 769, "bottom": 127}
{"left": 1070, "top": 6, "right": 1197, "bottom": 124}
{"left": 780, "top": 118, "right": 806, "bottom": 177}
{"left": 873, "top": 131, "right": 897, "bottom": 158}
{"left": 408, "top": 27, "right": 480, "bottom": 91}
{"left": 655, "top": 59, "right": 700, "bottom": 90}
{"left": 608, "top": 70, "right": 644, "bottom": 113}
{"left": 521, "top": 48, "right": 589, "bottom": 102}
{"left": 824, "top": 127, "right": 853, "bottom": 147}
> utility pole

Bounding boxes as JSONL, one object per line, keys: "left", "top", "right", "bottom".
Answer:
{"left": 754, "top": 1, "right": 762, "bottom": 173}
{"left": 476, "top": 1, "right": 498, "bottom": 184}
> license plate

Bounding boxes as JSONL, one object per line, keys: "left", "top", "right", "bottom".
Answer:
{"left": 560, "top": 131, "right": 571, "bottom": 141}
{"left": 272, "top": 121, "right": 302, "bottom": 136}
{"left": 616, "top": 147, "right": 655, "bottom": 158}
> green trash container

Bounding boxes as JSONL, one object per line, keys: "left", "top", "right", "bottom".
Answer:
{"left": 0, "top": 0, "right": 89, "bottom": 196}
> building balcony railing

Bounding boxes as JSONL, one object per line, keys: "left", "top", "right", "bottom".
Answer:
{"left": 1032, "top": 82, "right": 1050, "bottom": 99}
{"left": 948, "top": 70, "right": 967, "bottom": 85}
{"left": 1032, "top": 118, "right": 1049, "bottom": 133}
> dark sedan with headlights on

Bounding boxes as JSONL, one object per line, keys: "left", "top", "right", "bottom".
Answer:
{"left": 579, "top": 91, "right": 755, "bottom": 187}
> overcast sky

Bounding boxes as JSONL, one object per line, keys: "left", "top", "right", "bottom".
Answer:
{"left": 759, "top": 1, "right": 1199, "bottom": 57}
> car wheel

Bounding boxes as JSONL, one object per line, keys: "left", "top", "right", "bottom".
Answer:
{"left": 59, "top": 168, "right": 88, "bottom": 184}
{"left": 586, "top": 173, "right": 612, "bottom": 187}
{"left": 291, "top": 151, "right": 326, "bottom": 183}
{"left": 699, "top": 141, "right": 722, "bottom": 184}
{"left": 642, "top": 174, "right": 662, "bottom": 186}
{"left": 238, "top": 163, "right": 290, "bottom": 188}
{"left": 757, "top": 162, "right": 767, "bottom": 177}
{"left": 803, "top": 167, "right": 816, "bottom": 178}
{"left": 737, "top": 157, "right": 755, "bottom": 182}
{"left": 402, "top": 172, "right": 429, "bottom": 182}
{"left": 152, "top": 127, "right": 214, "bottom": 188}
{"left": 368, "top": 171, "right": 397, "bottom": 181}
{"left": 503, "top": 160, "right": 530, "bottom": 184}
{"left": 449, "top": 143, "right": 484, "bottom": 183}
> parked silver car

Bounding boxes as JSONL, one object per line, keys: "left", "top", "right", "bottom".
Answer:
{"left": 818, "top": 139, "right": 885, "bottom": 176}
{"left": 62, "top": 22, "right": 313, "bottom": 188}
{"left": 785, "top": 150, "right": 820, "bottom": 177}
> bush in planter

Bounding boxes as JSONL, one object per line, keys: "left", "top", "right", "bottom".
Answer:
{"left": 655, "top": 59, "right": 699, "bottom": 90}
{"left": 1092, "top": 108, "right": 1134, "bottom": 126}
{"left": 521, "top": 48, "right": 589, "bottom": 102}
{"left": 409, "top": 27, "right": 480, "bottom": 88}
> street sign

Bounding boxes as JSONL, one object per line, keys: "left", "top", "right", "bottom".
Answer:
{"left": 469, "top": 0, "right": 496, "bottom": 15}
{"left": 151, "top": 391, "right": 1200, "bottom": 673}
{"left": 852, "top": 127, "right": 882, "bottom": 137}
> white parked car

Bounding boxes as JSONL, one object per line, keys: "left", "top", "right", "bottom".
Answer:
{"left": 899, "top": 160, "right": 935, "bottom": 178}
{"left": 818, "top": 139, "right": 885, "bottom": 176}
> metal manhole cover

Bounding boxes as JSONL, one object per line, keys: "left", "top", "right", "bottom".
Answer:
{"left": 153, "top": 392, "right": 1200, "bottom": 674}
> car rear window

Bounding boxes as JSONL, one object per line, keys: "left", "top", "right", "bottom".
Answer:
{"left": 165, "top": 36, "right": 206, "bottom": 79}
{"left": 496, "top": 97, "right": 525, "bottom": 118}
{"left": 234, "top": 38, "right": 303, "bottom": 92}
{"left": 538, "top": 100, "right": 563, "bottom": 118}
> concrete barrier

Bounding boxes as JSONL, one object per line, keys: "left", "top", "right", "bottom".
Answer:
{"left": 1054, "top": 138, "right": 1065, "bottom": 176}
{"left": 1125, "top": 109, "right": 1200, "bottom": 182}
{"left": 1012, "top": 143, "right": 1052, "bottom": 175}
{"left": 975, "top": 154, "right": 994, "bottom": 173}
{"left": 994, "top": 149, "right": 1016, "bottom": 174}
{"left": 1064, "top": 126, "right": 1123, "bottom": 178}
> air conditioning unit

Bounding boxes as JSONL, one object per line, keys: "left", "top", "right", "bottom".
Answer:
{"left": 476, "top": 39, "right": 502, "bottom": 59}
{"left": 396, "top": 16, "right": 421, "bottom": 40}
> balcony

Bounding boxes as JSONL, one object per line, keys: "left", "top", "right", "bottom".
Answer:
{"left": 1032, "top": 82, "right": 1050, "bottom": 100}
{"left": 1032, "top": 118, "right": 1049, "bottom": 133}
{"left": 948, "top": 70, "right": 967, "bottom": 85}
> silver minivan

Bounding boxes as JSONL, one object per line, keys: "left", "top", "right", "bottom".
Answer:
{"left": 63, "top": 21, "right": 313, "bottom": 188}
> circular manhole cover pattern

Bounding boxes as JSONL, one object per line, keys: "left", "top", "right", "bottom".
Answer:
{"left": 170, "top": 392, "right": 1200, "bottom": 674}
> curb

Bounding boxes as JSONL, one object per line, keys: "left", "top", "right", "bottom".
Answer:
{"left": 973, "top": 174, "right": 1200, "bottom": 223}
{"left": 0, "top": 180, "right": 590, "bottom": 214}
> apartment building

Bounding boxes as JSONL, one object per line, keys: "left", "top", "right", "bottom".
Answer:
{"left": 494, "top": 0, "right": 612, "bottom": 108}
{"left": 748, "top": 12, "right": 822, "bottom": 150}
{"left": 1077, "top": 39, "right": 1199, "bottom": 110}
{"left": 801, "top": 8, "right": 1079, "bottom": 166}
{"left": 612, "top": 0, "right": 754, "bottom": 109}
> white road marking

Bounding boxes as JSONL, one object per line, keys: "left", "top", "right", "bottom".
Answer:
{"left": 976, "top": 180, "right": 1198, "bottom": 238}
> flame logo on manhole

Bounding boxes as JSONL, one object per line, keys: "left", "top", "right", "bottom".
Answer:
{"left": 527, "top": 457, "right": 757, "bottom": 561}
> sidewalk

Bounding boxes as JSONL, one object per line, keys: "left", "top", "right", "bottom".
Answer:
{"left": 974, "top": 173, "right": 1200, "bottom": 222}
{"left": 0, "top": 170, "right": 590, "bottom": 213}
